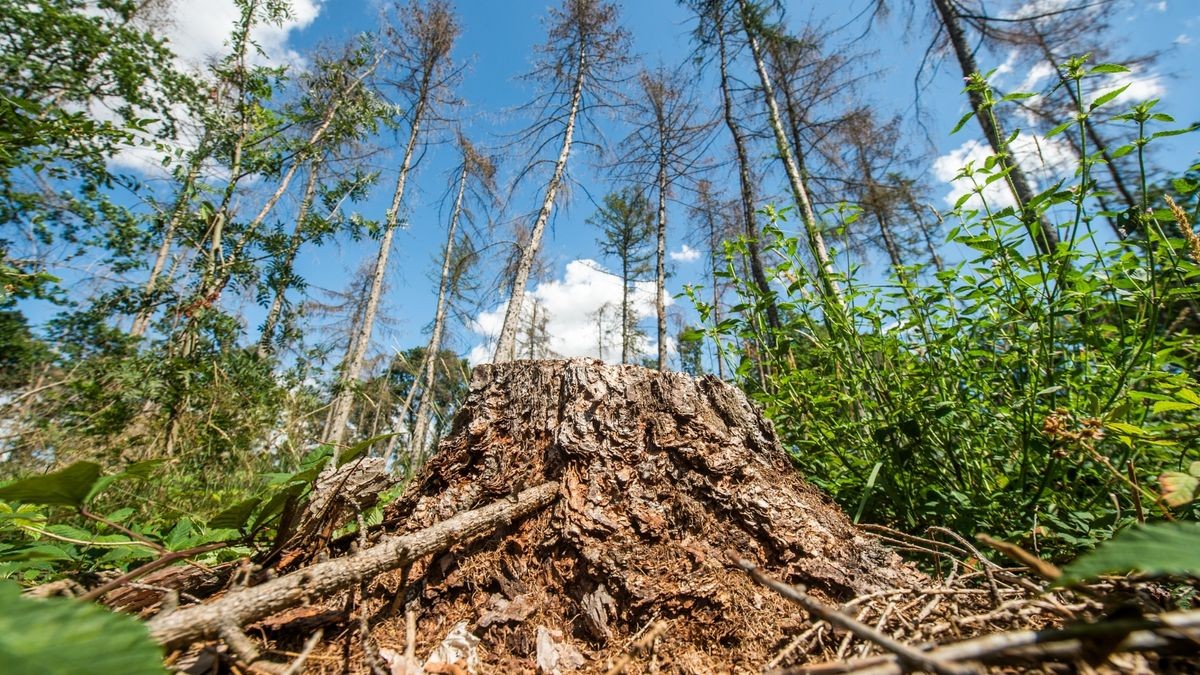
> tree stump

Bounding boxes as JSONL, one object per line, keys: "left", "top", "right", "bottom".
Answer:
{"left": 374, "top": 359, "right": 924, "bottom": 672}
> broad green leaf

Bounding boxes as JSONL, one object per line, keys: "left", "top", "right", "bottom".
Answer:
{"left": 0, "top": 463, "right": 103, "bottom": 508}
{"left": 1089, "top": 84, "right": 1129, "bottom": 111}
{"left": 1152, "top": 400, "right": 1197, "bottom": 414}
{"left": 0, "top": 582, "right": 164, "bottom": 674}
{"left": 1089, "top": 63, "right": 1130, "bottom": 74}
{"left": 1104, "top": 421, "right": 1149, "bottom": 437}
{"left": 1059, "top": 522, "right": 1200, "bottom": 584}
{"left": 207, "top": 497, "right": 261, "bottom": 531}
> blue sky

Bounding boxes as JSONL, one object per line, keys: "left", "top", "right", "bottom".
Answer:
{"left": 38, "top": 0, "right": 1200, "bottom": 368}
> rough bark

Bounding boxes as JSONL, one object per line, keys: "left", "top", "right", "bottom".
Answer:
{"left": 375, "top": 359, "right": 923, "bottom": 671}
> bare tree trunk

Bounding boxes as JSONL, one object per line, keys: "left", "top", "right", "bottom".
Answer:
{"left": 655, "top": 158, "right": 668, "bottom": 371}
{"left": 494, "top": 47, "right": 586, "bottom": 363}
{"left": 258, "top": 162, "right": 321, "bottom": 354}
{"left": 325, "top": 95, "right": 428, "bottom": 448}
{"left": 409, "top": 163, "right": 469, "bottom": 461}
{"left": 931, "top": 0, "right": 1059, "bottom": 254}
{"left": 714, "top": 8, "right": 779, "bottom": 331}
{"left": 738, "top": 0, "right": 844, "bottom": 310}
{"left": 130, "top": 148, "right": 205, "bottom": 337}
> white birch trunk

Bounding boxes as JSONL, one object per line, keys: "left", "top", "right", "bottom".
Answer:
{"left": 493, "top": 46, "right": 587, "bottom": 362}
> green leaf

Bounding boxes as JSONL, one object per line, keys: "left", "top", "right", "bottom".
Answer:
{"left": 1152, "top": 400, "right": 1197, "bottom": 414}
{"left": 1059, "top": 522, "right": 1200, "bottom": 584}
{"left": 1089, "top": 84, "right": 1129, "bottom": 111}
{"left": 0, "top": 582, "right": 164, "bottom": 673}
{"left": 951, "top": 111, "right": 974, "bottom": 135}
{"left": 0, "top": 463, "right": 103, "bottom": 508}
{"left": 207, "top": 497, "right": 261, "bottom": 531}
{"left": 338, "top": 433, "right": 394, "bottom": 466}
{"left": 1044, "top": 120, "right": 1073, "bottom": 138}
{"left": 1089, "top": 63, "right": 1130, "bottom": 74}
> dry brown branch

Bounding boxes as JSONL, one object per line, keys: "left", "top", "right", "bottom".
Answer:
{"left": 737, "top": 558, "right": 977, "bottom": 675}
{"left": 789, "top": 609, "right": 1200, "bottom": 674}
{"left": 146, "top": 482, "right": 558, "bottom": 649}
{"left": 975, "top": 533, "right": 1062, "bottom": 582}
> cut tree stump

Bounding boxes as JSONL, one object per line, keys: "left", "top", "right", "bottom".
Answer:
{"left": 369, "top": 359, "right": 925, "bottom": 672}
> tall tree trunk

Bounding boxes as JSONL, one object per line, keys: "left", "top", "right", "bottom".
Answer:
{"left": 409, "top": 162, "right": 469, "bottom": 462}
{"left": 325, "top": 92, "right": 429, "bottom": 448}
{"left": 655, "top": 154, "right": 668, "bottom": 371}
{"left": 131, "top": 146, "right": 205, "bottom": 337}
{"left": 258, "top": 162, "right": 321, "bottom": 354}
{"left": 932, "top": 0, "right": 1060, "bottom": 254}
{"left": 738, "top": 0, "right": 844, "bottom": 311}
{"left": 203, "top": 58, "right": 380, "bottom": 305}
{"left": 621, "top": 247, "right": 631, "bottom": 364}
{"left": 714, "top": 7, "right": 780, "bottom": 331}
{"left": 494, "top": 47, "right": 586, "bottom": 362}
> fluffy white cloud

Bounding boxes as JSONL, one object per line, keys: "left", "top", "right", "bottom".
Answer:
{"left": 668, "top": 244, "right": 701, "bottom": 263}
{"left": 466, "top": 259, "right": 670, "bottom": 365}
{"left": 163, "top": 0, "right": 321, "bottom": 68}
{"left": 106, "top": 1, "right": 322, "bottom": 175}
{"left": 933, "top": 133, "right": 1075, "bottom": 211}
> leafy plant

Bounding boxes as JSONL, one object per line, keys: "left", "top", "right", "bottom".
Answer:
{"left": 686, "top": 58, "right": 1200, "bottom": 561}
{"left": 0, "top": 582, "right": 164, "bottom": 674}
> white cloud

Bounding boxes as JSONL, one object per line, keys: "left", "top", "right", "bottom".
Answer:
{"left": 933, "top": 133, "right": 1075, "bottom": 211}
{"left": 1176, "top": 34, "right": 1191, "bottom": 46}
{"left": 105, "top": 1, "right": 322, "bottom": 176}
{"left": 163, "top": 0, "right": 321, "bottom": 68}
{"left": 1155, "top": 1, "right": 1168, "bottom": 11}
{"left": 467, "top": 259, "right": 670, "bottom": 365}
{"left": 669, "top": 244, "right": 701, "bottom": 263}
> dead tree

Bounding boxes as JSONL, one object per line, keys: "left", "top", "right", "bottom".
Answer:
{"left": 407, "top": 135, "right": 495, "bottom": 462}
{"left": 685, "top": 0, "right": 781, "bottom": 331}
{"left": 612, "top": 64, "right": 714, "bottom": 370}
{"left": 738, "top": 0, "right": 846, "bottom": 309}
{"left": 324, "top": 0, "right": 460, "bottom": 448}
{"left": 493, "top": 0, "right": 630, "bottom": 362}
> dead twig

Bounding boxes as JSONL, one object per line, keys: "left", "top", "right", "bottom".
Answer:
{"left": 604, "top": 620, "right": 670, "bottom": 675}
{"left": 791, "top": 609, "right": 1200, "bottom": 675}
{"left": 736, "top": 558, "right": 977, "bottom": 675}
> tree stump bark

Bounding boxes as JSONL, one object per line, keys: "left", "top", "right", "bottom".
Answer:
{"left": 378, "top": 359, "right": 924, "bottom": 672}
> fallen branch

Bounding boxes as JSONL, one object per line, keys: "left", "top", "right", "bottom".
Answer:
{"left": 147, "top": 482, "right": 559, "bottom": 650}
{"left": 736, "top": 558, "right": 977, "bottom": 675}
{"left": 783, "top": 609, "right": 1200, "bottom": 674}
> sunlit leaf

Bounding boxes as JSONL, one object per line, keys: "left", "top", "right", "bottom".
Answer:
{"left": 1059, "top": 522, "right": 1200, "bottom": 584}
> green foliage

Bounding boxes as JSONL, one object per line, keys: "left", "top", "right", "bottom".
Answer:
{"left": 0, "top": 582, "right": 164, "bottom": 674}
{"left": 1060, "top": 522, "right": 1200, "bottom": 584}
{"left": 689, "top": 61, "right": 1199, "bottom": 560}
